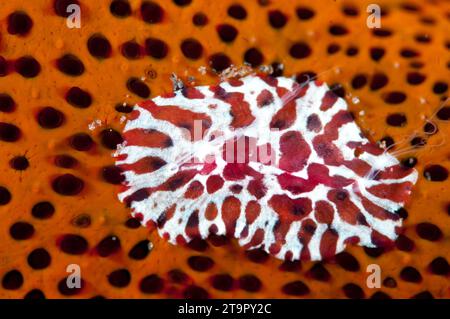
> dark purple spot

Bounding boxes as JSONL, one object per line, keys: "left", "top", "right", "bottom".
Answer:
{"left": 245, "top": 249, "right": 269, "bottom": 263}
{"left": 244, "top": 48, "right": 263, "bottom": 67}
{"left": 125, "top": 217, "right": 141, "bottom": 229}
{"left": 410, "top": 136, "right": 426, "bottom": 148}
{"left": 108, "top": 269, "right": 131, "bottom": 287}
{"left": 416, "top": 222, "right": 443, "bottom": 241}
{"left": 436, "top": 107, "right": 450, "bottom": 120}
{"left": 121, "top": 41, "right": 142, "bottom": 60}
{"left": 145, "top": 37, "right": 168, "bottom": 59}
{"left": 141, "top": 1, "right": 164, "bottom": 23}
{"left": 400, "top": 266, "right": 422, "bottom": 283}
{"left": 24, "top": 289, "right": 46, "bottom": 299}
{"left": 228, "top": 4, "right": 247, "bottom": 20}
{"left": 188, "top": 255, "right": 214, "bottom": 272}
{"left": 2, "top": 270, "right": 23, "bottom": 290}
{"left": 415, "top": 34, "right": 431, "bottom": 44}
{"left": 210, "top": 274, "right": 234, "bottom": 291}
{"left": 335, "top": 252, "right": 360, "bottom": 272}
{"left": 32, "top": 201, "right": 55, "bottom": 219}
{"left": 342, "top": 283, "right": 365, "bottom": 299}
{"left": 217, "top": 24, "right": 238, "bottom": 43}
{"left": 128, "top": 240, "right": 151, "bottom": 260}
{"left": 433, "top": 81, "right": 448, "bottom": 94}
{"left": 420, "top": 16, "right": 435, "bottom": 24}
{"left": 7, "top": 11, "right": 33, "bottom": 36}
{"left": 412, "top": 291, "right": 434, "bottom": 299}
{"left": 371, "top": 291, "right": 391, "bottom": 299}
{"left": 395, "top": 234, "right": 415, "bottom": 251}
{"left": 54, "top": 154, "right": 78, "bottom": 169}
{"left": 271, "top": 62, "right": 284, "bottom": 76}
{"left": 396, "top": 207, "right": 409, "bottom": 219}
{"left": 329, "top": 24, "right": 348, "bottom": 36}
{"left": 407, "top": 72, "right": 426, "bottom": 85}
{"left": 192, "top": 12, "right": 208, "bottom": 26}
{"left": 37, "top": 107, "right": 65, "bottom": 129}
{"left": 27, "top": 248, "right": 51, "bottom": 270}
{"left": 209, "top": 53, "right": 231, "bottom": 72}
{"left": 400, "top": 48, "right": 420, "bottom": 58}
{"left": 70, "top": 133, "right": 94, "bottom": 151}
{"left": 383, "top": 277, "right": 397, "bottom": 288}
{"left": 100, "top": 128, "right": 123, "bottom": 150}
{"left": 370, "top": 47, "right": 385, "bottom": 61}
{"left": 379, "top": 136, "right": 395, "bottom": 149}
{"left": 56, "top": 54, "right": 85, "bottom": 76}
{"left": 282, "top": 280, "right": 310, "bottom": 296}
{"left": 373, "top": 29, "right": 392, "bottom": 37}
{"left": 386, "top": 113, "right": 407, "bottom": 127}
{"left": 364, "top": 247, "right": 384, "bottom": 258}
{"left": 307, "top": 263, "right": 331, "bottom": 281}
{"left": 181, "top": 39, "right": 203, "bottom": 60}
{"left": 110, "top": 0, "right": 131, "bottom": 18}
{"left": 400, "top": 2, "right": 421, "bottom": 12}
{"left": 327, "top": 43, "right": 340, "bottom": 54}
{"left": 0, "top": 187, "right": 12, "bottom": 205}
{"left": 268, "top": 10, "right": 287, "bottom": 29}
{"left": 102, "top": 166, "right": 124, "bottom": 185}
{"left": 410, "top": 61, "right": 424, "bottom": 69}
{"left": 139, "top": 274, "right": 164, "bottom": 294}
{"left": 238, "top": 275, "right": 261, "bottom": 292}
{"left": 342, "top": 5, "right": 359, "bottom": 16}
{"left": 383, "top": 91, "right": 407, "bottom": 104}
{"left": 296, "top": 71, "right": 316, "bottom": 84}
{"left": 59, "top": 234, "right": 88, "bottom": 255}
{"left": 184, "top": 285, "right": 209, "bottom": 299}
{"left": 115, "top": 103, "right": 134, "bottom": 113}
{"left": 72, "top": 214, "right": 91, "bottom": 228}
{"left": 296, "top": 7, "right": 315, "bottom": 20}
{"left": 0, "top": 56, "right": 7, "bottom": 77}
{"left": 401, "top": 157, "right": 417, "bottom": 169}
{"left": 351, "top": 74, "right": 367, "bottom": 89}
{"left": 173, "top": 0, "right": 191, "bottom": 6}
{"left": 289, "top": 42, "right": 311, "bottom": 59}
{"left": 96, "top": 235, "right": 121, "bottom": 257}
{"left": 428, "top": 257, "right": 450, "bottom": 276}
{"left": 187, "top": 237, "right": 209, "bottom": 252}
{"left": 423, "top": 165, "right": 448, "bottom": 182}
{"left": 370, "top": 73, "right": 388, "bottom": 90}
{"left": 10, "top": 222, "right": 34, "bottom": 240}
{"left": 346, "top": 46, "right": 358, "bottom": 56}
{"left": 15, "top": 56, "right": 41, "bottom": 78}
{"left": 0, "top": 94, "right": 15, "bottom": 113}
{"left": 330, "top": 83, "right": 345, "bottom": 98}
{"left": 10, "top": 156, "right": 29, "bottom": 171}
{"left": 168, "top": 269, "right": 189, "bottom": 284}
{"left": 52, "top": 174, "right": 84, "bottom": 196}
{"left": 65, "top": 87, "right": 92, "bottom": 109}
{"left": 127, "top": 78, "right": 151, "bottom": 98}
{"left": 87, "top": 34, "right": 112, "bottom": 59}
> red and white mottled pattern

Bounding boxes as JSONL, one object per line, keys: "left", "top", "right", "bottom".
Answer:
{"left": 115, "top": 75, "right": 418, "bottom": 261}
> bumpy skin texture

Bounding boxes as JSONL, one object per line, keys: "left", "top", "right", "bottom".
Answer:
{"left": 117, "top": 75, "right": 417, "bottom": 261}
{"left": 0, "top": 0, "right": 449, "bottom": 299}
